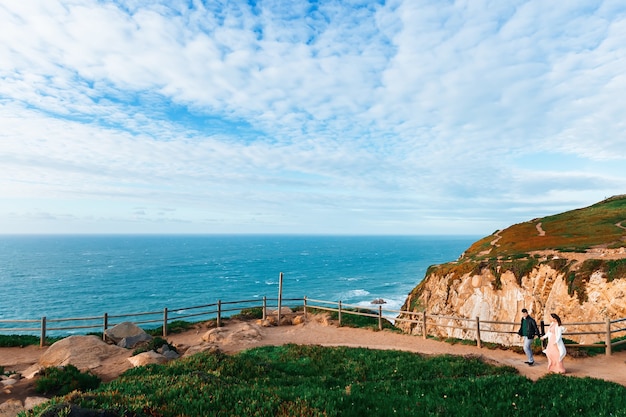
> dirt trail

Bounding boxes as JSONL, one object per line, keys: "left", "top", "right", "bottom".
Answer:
{"left": 186, "top": 319, "right": 626, "bottom": 386}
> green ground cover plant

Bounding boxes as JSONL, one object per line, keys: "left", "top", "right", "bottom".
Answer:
{"left": 463, "top": 195, "right": 626, "bottom": 258}
{"left": 24, "top": 344, "right": 626, "bottom": 417}
{"left": 313, "top": 307, "right": 397, "bottom": 331}
{"left": 0, "top": 334, "right": 40, "bottom": 347}
{"left": 34, "top": 364, "right": 101, "bottom": 396}
{"left": 0, "top": 334, "right": 64, "bottom": 348}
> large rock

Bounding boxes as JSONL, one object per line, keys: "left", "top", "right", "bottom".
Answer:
{"left": 24, "top": 397, "right": 49, "bottom": 411}
{"left": 39, "top": 335, "right": 128, "bottom": 371}
{"left": 127, "top": 351, "right": 168, "bottom": 367}
{"left": 117, "top": 333, "right": 153, "bottom": 349}
{"left": 182, "top": 343, "right": 220, "bottom": 357}
{"left": 202, "top": 322, "right": 262, "bottom": 345}
{"left": 0, "top": 399, "right": 23, "bottom": 417}
{"left": 104, "top": 322, "right": 151, "bottom": 346}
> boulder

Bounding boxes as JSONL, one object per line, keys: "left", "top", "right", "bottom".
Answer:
{"left": 158, "top": 344, "right": 180, "bottom": 360}
{"left": 201, "top": 322, "right": 263, "bottom": 345}
{"left": 127, "top": 351, "right": 168, "bottom": 367}
{"left": 24, "top": 397, "right": 49, "bottom": 411}
{"left": 182, "top": 343, "right": 220, "bottom": 357}
{"left": 0, "top": 379, "right": 17, "bottom": 387}
{"left": 39, "top": 335, "right": 128, "bottom": 371}
{"left": 117, "top": 332, "right": 152, "bottom": 349}
{"left": 104, "top": 322, "right": 149, "bottom": 345}
{"left": 268, "top": 307, "right": 293, "bottom": 316}
{"left": 225, "top": 323, "right": 262, "bottom": 343}
{"left": 0, "top": 399, "right": 23, "bottom": 417}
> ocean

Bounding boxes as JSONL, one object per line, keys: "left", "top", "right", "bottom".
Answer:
{"left": 0, "top": 235, "right": 476, "bottom": 327}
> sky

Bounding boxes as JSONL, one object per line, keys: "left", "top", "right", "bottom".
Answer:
{"left": 1, "top": 0, "right": 626, "bottom": 236}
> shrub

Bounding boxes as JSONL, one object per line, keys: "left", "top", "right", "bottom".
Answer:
{"left": 233, "top": 307, "right": 264, "bottom": 320}
{"left": 0, "top": 334, "right": 40, "bottom": 347}
{"left": 133, "top": 336, "right": 177, "bottom": 356}
{"left": 35, "top": 365, "right": 101, "bottom": 396}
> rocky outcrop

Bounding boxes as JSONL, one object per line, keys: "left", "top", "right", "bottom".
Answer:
{"left": 127, "top": 351, "right": 168, "bottom": 367}
{"left": 202, "top": 322, "right": 262, "bottom": 345}
{"left": 398, "top": 196, "right": 626, "bottom": 346}
{"left": 104, "top": 322, "right": 152, "bottom": 348}
{"left": 397, "top": 250, "right": 626, "bottom": 346}
{"left": 39, "top": 336, "right": 129, "bottom": 371}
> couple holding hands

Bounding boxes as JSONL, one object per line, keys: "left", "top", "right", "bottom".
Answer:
{"left": 518, "top": 308, "right": 566, "bottom": 374}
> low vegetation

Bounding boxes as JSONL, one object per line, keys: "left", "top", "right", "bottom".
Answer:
{"left": 24, "top": 344, "right": 626, "bottom": 417}
{"left": 34, "top": 364, "right": 101, "bottom": 397}
{"left": 463, "top": 195, "right": 626, "bottom": 259}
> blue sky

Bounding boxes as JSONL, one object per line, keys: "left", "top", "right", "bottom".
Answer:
{"left": 1, "top": 0, "right": 625, "bottom": 235}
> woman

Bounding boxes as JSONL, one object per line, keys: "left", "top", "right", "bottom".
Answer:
{"left": 541, "top": 313, "right": 566, "bottom": 374}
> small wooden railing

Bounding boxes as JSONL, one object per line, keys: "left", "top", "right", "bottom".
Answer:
{"left": 1, "top": 297, "right": 625, "bottom": 356}
{"left": 0, "top": 297, "right": 300, "bottom": 347}
{"left": 303, "top": 298, "right": 626, "bottom": 356}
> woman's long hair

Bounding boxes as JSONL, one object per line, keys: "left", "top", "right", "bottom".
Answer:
{"left": 550, "top": 313, "right": 562, "bottom": 326}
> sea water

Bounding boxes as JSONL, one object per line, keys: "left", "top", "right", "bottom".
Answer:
{"left": 0, "top": 235, "right": 476, "bottom": 325}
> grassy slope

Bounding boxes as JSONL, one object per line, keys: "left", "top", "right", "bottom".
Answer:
{"left": 25, "top": 345, "right": 626, "bottom": 417}
{"left": 464, "top": 195, "right": 626, "bottom": 259}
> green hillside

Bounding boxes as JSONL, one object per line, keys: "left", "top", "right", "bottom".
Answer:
{"left": 464, "top": 195, "right": 626, "bottom": 259}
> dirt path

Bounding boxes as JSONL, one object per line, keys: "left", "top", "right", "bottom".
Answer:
{"left": 2, "top": 318, "right": 626, "bottom": 411}
{"left": 182, "top": 319, "right": 626, "bottom": 386}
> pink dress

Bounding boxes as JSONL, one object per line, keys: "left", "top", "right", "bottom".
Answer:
{"left": 543, "top": 322, "right": 566, "bottom": 374}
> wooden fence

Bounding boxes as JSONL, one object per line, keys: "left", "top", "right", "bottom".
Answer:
{"left": 303, "top": 298, "right": 626, "bottom": 356}
{"left": 0, "top": 297, "right": 298, "bottom": 348}
{"left": 1, "top": 296, "right": 625, "bottom": 356}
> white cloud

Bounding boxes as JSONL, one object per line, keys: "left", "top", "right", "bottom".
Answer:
{"left": 1, "top": 0, "right": 625, "bottom": 234}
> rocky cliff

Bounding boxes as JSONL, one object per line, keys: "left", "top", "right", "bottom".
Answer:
{"left": 397, "top": 195, "right": 626, "bottom": 345}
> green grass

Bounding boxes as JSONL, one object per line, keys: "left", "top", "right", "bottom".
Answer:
{"left": 0, "top": 334, "right": 40, "bottom": 347}
{"left": 0, "top": 334, "right": 66, "bottom": 348}
{"left": 34, "top": 364, "right": 101, "bottom": 396}
{"left": 23, "top": 345, "right": 626, "bottom": 417}
{"left": 462, "top": 195, "right": 626, "bottom": 259}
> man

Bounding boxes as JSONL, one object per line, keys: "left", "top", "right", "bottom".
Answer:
{"left": 517, "top": 308, "right": 540, "bottom": 366}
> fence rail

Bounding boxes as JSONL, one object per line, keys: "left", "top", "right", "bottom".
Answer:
{"left": 1, "top": 296, "right": 625, "bottom": 356}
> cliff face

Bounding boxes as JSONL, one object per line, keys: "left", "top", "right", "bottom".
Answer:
{"left": 397, "top": 196, "right": 626, "bottom": 345}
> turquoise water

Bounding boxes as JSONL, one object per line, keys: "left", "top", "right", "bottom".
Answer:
{"left": 0, "top": 235, "right": 476, "bottom": 324}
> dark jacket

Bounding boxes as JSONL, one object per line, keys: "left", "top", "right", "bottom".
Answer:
{"left": 518, "top": 316, "right": 540, "bottom": 339}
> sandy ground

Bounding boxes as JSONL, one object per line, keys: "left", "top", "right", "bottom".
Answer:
{"left": 2, "top": 317, "right": 626, "bottom": 408}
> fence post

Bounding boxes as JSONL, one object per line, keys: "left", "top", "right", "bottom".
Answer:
{"left": 605, "top": 317, "right": 612, "bottom": 356}
{"left": 303, "top": 296, "right": 307, "bottom": 319}
{"left": 422, "top": 311, "right": 427, "bottom": 339}
{"left": 277, "top": 272, "right": 284, "bottom": 326}
{"left": 338, "top": 301, "right": 342, "bottom": 326}
{"left": 103, "top": 313, "right": 108, "bottom": 341}
{"left": 378, "top": 305, "right": 383, "bottom": 331}
{"left": 40, "top": 316, "right": 46, "bottom": 348}
{"left": 217, "top": 300, "right": 222, "bottom": 327}
{"left": 263, "top": 296, "right": 267, "bottom": 320}
{"left": 475, "top": 316, "right": 482, "bottom": 349}
{"left": 163, "top": 307, "right": 168, "bottom": 337}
